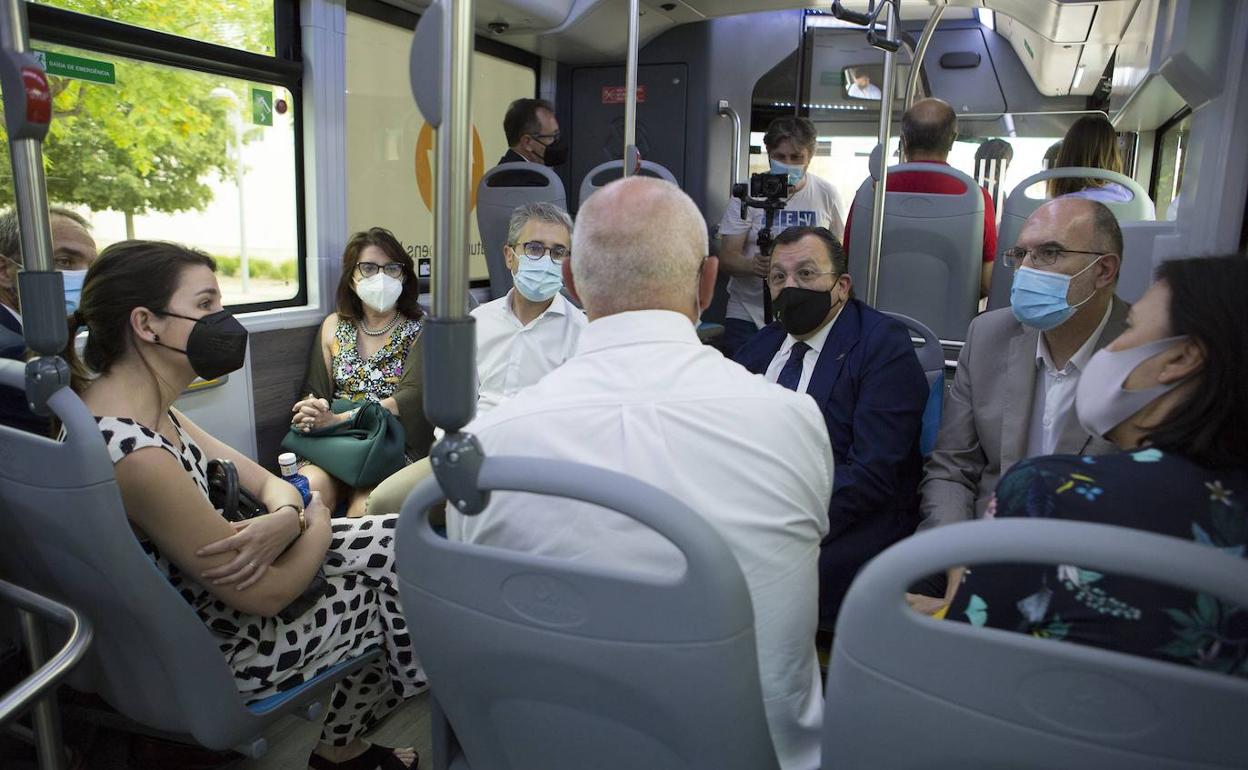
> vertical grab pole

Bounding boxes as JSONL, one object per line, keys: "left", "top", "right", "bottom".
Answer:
{"left": 718, "top": 99, "right": 742, "bottom": 185}
{"left": 864, "top": 1, "right": 899, "bottom": 308}
{"left": 410, "top": 0, "right": 490, "bottom": 515}
{"left": 622, "top": 0, "right": 640, "bottom": 177}
{"left": 904, "top": 4, "right": 944, "bottom": 111}
{"left": 0, "top": 0, "right": 69, "bottom": 419}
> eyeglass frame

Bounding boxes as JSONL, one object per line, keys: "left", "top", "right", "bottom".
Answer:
{"left": 766, "top": 266, "right": 839, "bottom": 289}
{"left": 527, "top": 131, "right": 561, "bottom": 145}
{"left": 509, "top": 240, "right": 570, "bottom": 263}
{"left": 354, "top": 262, "right": 406, "bottom": 280}
{"left": 1001, "top": 245, "right": 1109, "bottom": 269}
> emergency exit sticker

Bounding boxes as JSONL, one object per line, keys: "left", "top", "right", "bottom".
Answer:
{"left": 33, "top": 49, "right": 115, "bottom": 85}
{"left": 251, "top": 88, "right": 273, "bottom": 126}
{"left": 601, "top": 85, "right": 646, "bottom": 104}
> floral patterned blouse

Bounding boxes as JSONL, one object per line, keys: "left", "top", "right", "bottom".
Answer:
{"left": 947, "top": 448, "right": 1248, "bottom": 677}
{"left": 330, "top": 315, "right": 421, "bottom": 404}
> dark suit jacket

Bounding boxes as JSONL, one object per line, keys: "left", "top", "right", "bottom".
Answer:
{"left": 489, "top": 149, "right": 547, "bottom": 188}
{"left": 0, "top": 307, "right": 48, "bottom": 435}
{"left": 735, "top": 298, "right": 929, "bottom": 626}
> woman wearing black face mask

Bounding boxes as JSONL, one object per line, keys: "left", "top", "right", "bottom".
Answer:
{"left": 63, "top": 242, "right": 424, "bottom": 769}
{"left": 945, "top": 256, "right": 1248, "bottom": 678}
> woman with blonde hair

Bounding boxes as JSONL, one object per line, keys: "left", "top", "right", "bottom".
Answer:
{"left": 1048, "top": 115, "right": 1156, "bottom": 218}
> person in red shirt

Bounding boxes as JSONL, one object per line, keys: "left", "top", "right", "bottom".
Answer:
{"left": 843, "top": 98, "right": 997, "bottom": 297}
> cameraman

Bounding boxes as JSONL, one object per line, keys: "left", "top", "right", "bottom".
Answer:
{"left": 717, "top": 116, "right": 844, "bottom": 358}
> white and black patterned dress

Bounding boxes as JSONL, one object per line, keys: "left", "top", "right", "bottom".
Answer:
{"left": 96, "top": 412, "right": 426, "bottom": 746}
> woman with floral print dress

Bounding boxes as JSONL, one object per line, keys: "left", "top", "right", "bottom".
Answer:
{"left": 948, "top": 256, "right": 1248, "bottom": 676}
{"left": 294, "top": 228, "right": 435, "bottom": 518}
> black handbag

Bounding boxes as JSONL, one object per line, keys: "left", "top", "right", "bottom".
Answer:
{"left": 205, "top": 459, "right": 330, "bottom": 622}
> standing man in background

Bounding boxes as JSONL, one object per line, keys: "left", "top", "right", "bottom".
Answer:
{"left": 717, "top": 115, "right": 844, "bottom": 358}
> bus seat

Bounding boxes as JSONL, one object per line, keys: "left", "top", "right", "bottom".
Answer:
{"left": 0, "top": 359, "right": 381, "bottom": 758}
{"left": 578, "top": 160, "right": 678, "bottom": 209}
{"left": 824, "top": 519, "right": 1248, "bottom": 769}
{"left": 986, "top": 168, "right": 1154, "bottom": 311}
{"left": 848, "top": 163, "right": 984, "bottom": 342}
{"left": 1118, "top": 221, "right": 1178, "bottom": 304}
{"left": 884, "top": 312, "right": 944, "bottom": 456}
{"left": 476, "top": 163, "right": 568, "bottom": 301}
{"left": 395, "top": 457, "right": 779, "bottom": 770}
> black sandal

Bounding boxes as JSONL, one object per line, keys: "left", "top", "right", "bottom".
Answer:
{"left": 308, "top": 744, "right": 418, "bottom": 770}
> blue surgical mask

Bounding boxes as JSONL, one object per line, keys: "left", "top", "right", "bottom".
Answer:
{"left": 1010, "top": 257, "right": 1102, "bottom": 331}
{"left": 513, "top": 254, "right": 563, "bottom": 302}
{"left": 61, "top": 269, "right": 87, "bottom": 315}
{"left": 769, "top": 158, "right": 805, "bottom": 188}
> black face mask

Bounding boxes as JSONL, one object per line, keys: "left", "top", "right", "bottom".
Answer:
{"left": 774, "top": 287, "right": 835, "bottom": 336}
{"left": 540, "top": 135, "right": 569, "bottom": 167}
{"left": 154, "top": 309, "right": 249, "bottom": 380}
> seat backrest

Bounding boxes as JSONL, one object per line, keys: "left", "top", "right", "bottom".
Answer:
{"left": 848, "top": 163, "right": 984, "bottom": 341}
{"left": 578, "top": 159, "right": 678, "bottom": 208}
{"left": 0, "top": 360, "right": 266, "bottom": 751}
{"left": 884, "top": 312, "right": 944, "bottom": 456}
{"left": 825, "top": 519, "right": 1248, "bottom": 769}
{"left": 475, "top": 163, "right": 568, "bottom": 300}
{"left": 395, "top": 456, "right": 780, "bottom": 770}
{"left": 1117, "top": 221, "right": 1176, "bottom": 304}
{"left": 986, "top": 167, "right": 1153, "bottom": 311}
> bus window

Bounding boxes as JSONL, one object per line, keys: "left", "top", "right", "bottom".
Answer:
{"left": 9, "top": 3, "right": 305, "bottom": 312}
{"left": 345, "top": 7, "right": 538, "bottom": 284}
{"left": 1153, "top": 112, "right": 1192, "bottom": 222}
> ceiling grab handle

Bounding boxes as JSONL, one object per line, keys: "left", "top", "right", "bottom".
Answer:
{"left": 905, "top": 4, "right": 944, "bottom": 111}
{"left": 0, "top": 0, "right": 69, "bottom": 416}
{"left": 831, "top": 0, "right": 902, "bottom": 307}
{"left": 622, "top": 0, "right": 640, "bottom": 177}
{"left": 409, "top": 0, "right": 488, "bottom": 514}
{"left": 718, "top": 99, "right": 742, "bottom": 186}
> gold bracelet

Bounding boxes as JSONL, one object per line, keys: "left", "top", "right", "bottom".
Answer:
{"left": 274, "top": 503, "right": 306, "bottom": 533}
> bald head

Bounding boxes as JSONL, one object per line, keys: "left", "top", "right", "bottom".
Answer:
{"left": 1022, "top": 197, "right": 1123, "bottom": 262}
{"left": 901, "top": 97, "right": 957, "bottom": 161}
{"left": 570, "top": 176, "right": 711, "bottom": 320}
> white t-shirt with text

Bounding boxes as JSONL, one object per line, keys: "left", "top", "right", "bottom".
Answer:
{"left": 718, "top": 174, "right": 845, "bottom": 329}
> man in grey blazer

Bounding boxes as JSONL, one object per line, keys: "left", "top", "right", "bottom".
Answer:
{"left": 913, "top": 198, "right": 1129, "bottom": 602}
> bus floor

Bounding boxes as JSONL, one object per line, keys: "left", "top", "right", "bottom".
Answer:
{"left": 0, "top": 690, "right": 432, "bottom": 770}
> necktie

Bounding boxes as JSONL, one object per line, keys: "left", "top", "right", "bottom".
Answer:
{"left": 776, "top": 341, "right": 811, "bottom": 392}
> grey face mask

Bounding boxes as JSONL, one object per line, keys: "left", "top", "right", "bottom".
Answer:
{"left": 1075, "top": 335, "right": 1190, "bottom": 440}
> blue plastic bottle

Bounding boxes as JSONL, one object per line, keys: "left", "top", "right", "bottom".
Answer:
{"left": 278, "top": 452, "right": 312, "bottom": 506}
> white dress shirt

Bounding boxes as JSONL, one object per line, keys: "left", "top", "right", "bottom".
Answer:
{"left": 1026, "top": 303, "right": 1112, "bottom": 458}
{"left": 762, "top": 305, "right": 844, "bottom": 394}
{"left": 449, "top": 309, "right": 834, "bottom": 770}
{"left": 470, "top": 290, "right": 586, "bottom": 416}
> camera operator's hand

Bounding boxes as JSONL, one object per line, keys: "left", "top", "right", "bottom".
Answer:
{"left": 751, "top": 251, "right": 772, "bottom": 278}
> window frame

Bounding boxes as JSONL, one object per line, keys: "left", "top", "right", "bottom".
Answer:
{"left": 28, "top": 1, "right": 310, "bottom": 314}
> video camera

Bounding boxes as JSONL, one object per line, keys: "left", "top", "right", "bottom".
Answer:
{"left": 730, "top": 171, "right": 793, "bottom": 258}
{"left": 730, "top": 171, "right": 794, "bottom": 324}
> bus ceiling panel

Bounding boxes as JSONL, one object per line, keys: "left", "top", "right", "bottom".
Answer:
{"left": 501, "top": 1, "right": 690, "bottom": 65}
{"left": 375, "top": 0, "right": 575, "bottom": 35}
{"left": 921, "top": 28, "right": 1006, "bottom": 116}
{"left": 985, "top": 0, "right": 1140, "bottom": 45}
{"left": 1109, "top": 0, "right": 1161, "bottom": 108}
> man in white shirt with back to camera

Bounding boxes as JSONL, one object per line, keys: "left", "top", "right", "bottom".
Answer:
{"left": 449, "top": 176, "right": 834, "bottom": 770}
{"left": 471, "top": 201, "right": 586, "bottom": 416}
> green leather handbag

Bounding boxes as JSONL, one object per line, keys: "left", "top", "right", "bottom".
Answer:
{"left": 281, "top": 399, "right": 407, "bottom": 488}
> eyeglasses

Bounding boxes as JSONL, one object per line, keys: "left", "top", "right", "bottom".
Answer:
{"left": 529, "top": 131, "right": 560, "bottom": 144}
{"left": 355, "top": 262, "right": 405, "bottom": 279}
{"left": 767, "top": 267, "right": 837, "bottom": 288}
{"left": 511, "top": 241, "right": 570, "bottom": 263}
{"left": 1002, "top": 246, "right": 1106, "bottom": 268}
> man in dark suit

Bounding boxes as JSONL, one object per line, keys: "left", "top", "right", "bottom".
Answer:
{"left": 735, "top": 226, "right": 929, "bottom": 628}
{"left": 490, "top": 98, "right": 567, "bottom": 187}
